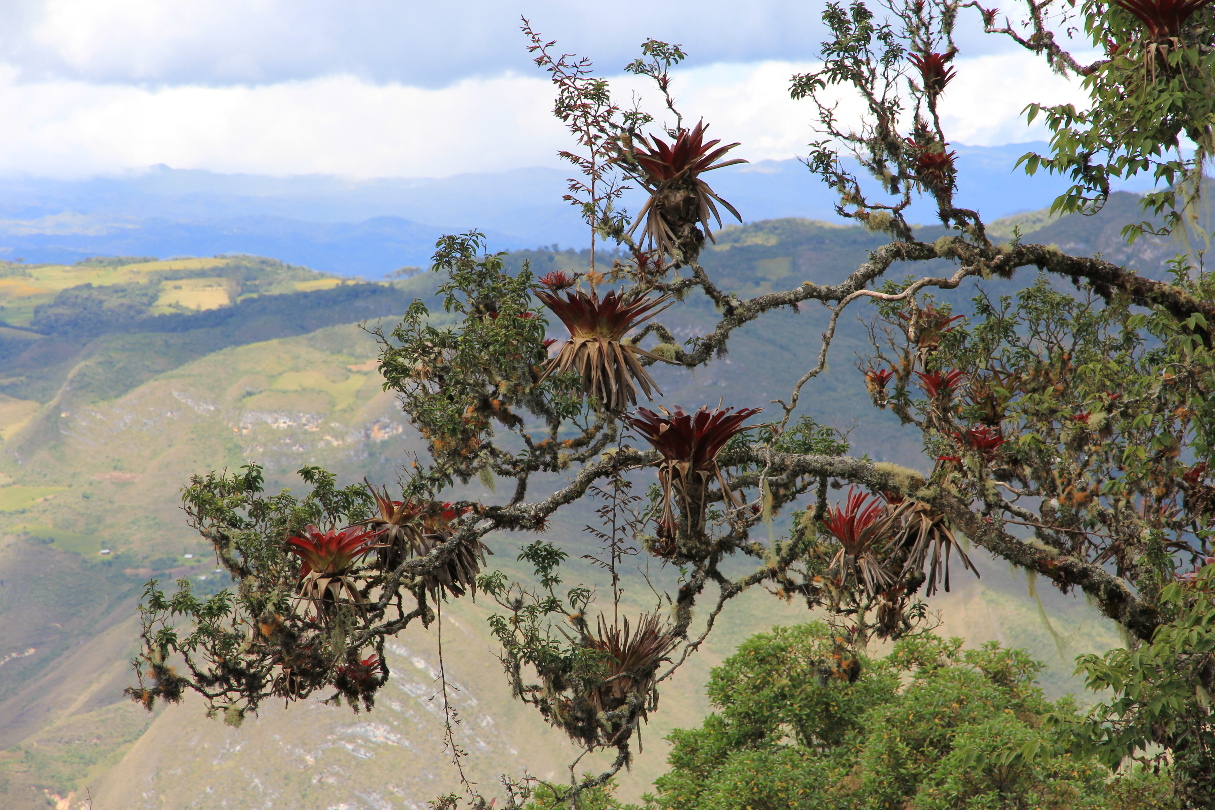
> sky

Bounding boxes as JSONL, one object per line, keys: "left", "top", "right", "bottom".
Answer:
{"left": 0, "top": 0, "right": 1096, "bottom": 179}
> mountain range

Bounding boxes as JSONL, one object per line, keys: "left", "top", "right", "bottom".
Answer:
{"left": 0, "top": 143, "right": 1164, "bottom": 276}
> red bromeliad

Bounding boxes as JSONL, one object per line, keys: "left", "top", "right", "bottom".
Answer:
{"left": 286, "top": 525, "right": 382, "bottom": 611}
{"left": 865, "top": 368, "right": 895, "bottom": 389}
{"left": 333, "top": 654, "right": 383, "bottom": 708}
{"left": 536, "top": 286, "right": 674, "bottom": 412}
{"left": 822, "top": 488, "right": 898, "bottom": 595}
{"left": 904, "top": 139, "right": 957, "bottom": 192}
{"left": 955, "top": 425, "right": 1007, "bottom": 459}
{"left": 865, "top": 368, "right": 896, "bottom": 406}
{"left": 909, "top": 50, "right": 957, "bottom": 95}
{"left": 1114, "top": 0, "right": 1213, "bottom": 41}
{"left": 627, "top": 405, "right": 761, "bottom": 546}
{"left": 288, "top": 525, "right": 380, "bottom": 579}
{"left": 537, "top": 270, "right": 577, "bottom": 291}
{"left": 630, "top": 120, "right": 747, "bottom": 261}
{"left": 915, "top": 369, "right": 966, "bottom": 399}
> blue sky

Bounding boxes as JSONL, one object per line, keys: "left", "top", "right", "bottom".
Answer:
{"left": 0, "top": 1, "right": 1093, "bottom": 178}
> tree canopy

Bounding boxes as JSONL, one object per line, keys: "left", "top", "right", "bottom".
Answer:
{"left": 127, "top": 0, "right": 1215, "bottom": 806}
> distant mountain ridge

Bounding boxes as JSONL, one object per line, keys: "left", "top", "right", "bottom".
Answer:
{"left": 0, "top": 143, "right": 1163, "bottom": 276}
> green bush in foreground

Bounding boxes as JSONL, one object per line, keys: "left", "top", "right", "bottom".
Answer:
{"left": 549, "top": 624, "right": 1177, "bottom": 810}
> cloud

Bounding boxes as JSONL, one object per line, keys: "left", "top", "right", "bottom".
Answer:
{"left": 0, "top": 48, "right": 1091, "bottom": 179}
{"left": 0, "top": 0, "right": 1024, "bottom": 88}
{"left": 0, "top": 68, "right": 564, "bottom": 177}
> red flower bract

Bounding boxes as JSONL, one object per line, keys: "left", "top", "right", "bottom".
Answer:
{"left": 336, "top": 654, "right": 380, "bottom": 684}
{"left": 1184, "top": 462, "right": 1209, "bottom": 486}
{"left": 909, "top": 50, "right": 956, "bottom": 95}
{"left": 915, "top": 369, "right": 965, "bottom": 399}
{"left": 286, "top": 525, "right": 383, "bottom": 618}
{"left": 536, "top": 287, "right": 674, "bottom": 412}
{"left": 821, "top": 488, "right": 897, "bottom": 595}
{"left": 333, "top": 654, "right": 383, "bottom": 708}
{"left": 634, "top": 120, "right": 745, "bottom": 185}
{"left": 954, "top": 425, "right": 1007, "bottom": 459}
{"left": 627, "top": 405, "right": 761, "bottom": 546}
{"left": 865, "top": 368, "right": 895, "bottom": 388}
{"left": 823, "top": 488, "right": 889, "bottom": 548}
{"left": 630, "top": 120, "right": 747, "bottom": 261}
{"left": 537, "top": 270, "right": 576, "bottom": 290}
{"left": 627, "top": 405, "right": 761, "bottom": 471}
{"left": 1114, "top": 0, "right": 1213, "bottom": 41}
{"left": 904, "top": 140, "right": 957, "bottom": 192}
{"left": 287, "top": 525, "right": 380, "bottom": 578}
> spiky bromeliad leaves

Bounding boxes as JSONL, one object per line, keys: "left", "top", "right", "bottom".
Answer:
{"left": 915, "top": 368, "right": 966, "bottom": 400}
{"left": 627, "top": 405, "right": 761, "bottom": 549}
{"left": 587, "top": 613, "right": 678, "bottom": 716}
{"left": 359, "top": 481, "right": 429, "bottom": 572}
{"left": 286, "top": 525, "right": 382, "bottom": 616}
{"left": 882, "top": 491, "right": 977, "bottom": 596}
{"left": 908, "top": 49, "right": 957, "bottom": 95}
{"left": 536, "top": 283, "right": 675, "bottom": 412}
{"left": 358, "top": 488, "right": 490, "bottom": 600}
{"left": 821, "top": 488, "right": 898, "bottom": 596}
{"left": 905, "top": 138, "right": 958, "bottom": 195}
{"left": 333, "top": 654, "right": 384, "bottom": 710}
{"left": 544, "top": 612, "right": 680, "bottom": 749}
{"left": 414, "top": 503, "right": 491, "bottom": 600}
{"left": 629, "top": 120, "right": 747, "bottom": 262}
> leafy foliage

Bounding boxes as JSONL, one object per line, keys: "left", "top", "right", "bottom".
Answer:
{"left": 645, "top": 624, "right": 1153, "bottom": 810}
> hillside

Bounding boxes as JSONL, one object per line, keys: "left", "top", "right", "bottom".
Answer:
{"left": 0, "top": 206, "right": 1162, "bottom": 808}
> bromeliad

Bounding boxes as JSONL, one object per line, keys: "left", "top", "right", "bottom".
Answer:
{"left": 355, "top": 488, "right": 489, "bottom": 600}
{"left": 286, "top": 525, "right": 382, "bottom": 614}
{"left": 627, "top": 405, "right": 760, "bottom": 546}
{"left": 821, "top": 488, "right": 898, "bottom": 596}
{"left": 908, "top": 50, "right": 957, "bottom": 96}
{"left": 359, "top": 481, "right": 428, "bottom": 572}
{"left": 1114, "top": 0, "right": 1212, "bottom": 42}
{"left": 629, "top": 120, "right": 747, "bottom": 262}
{"left": 587, "top": 613, "right": 678, "bottom": 717}
{"left": 536, "top": 284, "right": 675, "bottom": 412}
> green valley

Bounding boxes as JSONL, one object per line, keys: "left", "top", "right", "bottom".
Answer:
{"left": 0, "top": 207, "right": 1147, "bottom": 808}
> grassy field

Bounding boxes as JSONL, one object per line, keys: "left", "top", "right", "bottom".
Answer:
{"left": 0, "top": 486, "right": 66, "bottom": 513}
{"left": 0, "top": 397, "right": 40, "bottom": 441}
{"left": 12, "top": 523, "right": 100, "bottom": 555}
{"left": 150, "top": 277, "right": 233, "bottom": 314}
{"left": 0, "top": 256, "right": 352, "bottom": 327}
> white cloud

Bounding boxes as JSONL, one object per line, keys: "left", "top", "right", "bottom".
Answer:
{"left": 0, "top": 69, "right": 566, "bottom": 178}
{"left": 0, "top": 0, "right": 1027, "bottom": 88}
{"left": 0, "top": 48, "right": 1091, "bottom": 179}
{"left": 937, "top": 52, "right": 1097, "bottom": 145}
